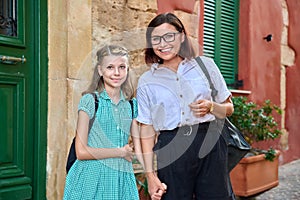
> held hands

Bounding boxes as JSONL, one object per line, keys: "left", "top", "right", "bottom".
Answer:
{"left": 152, "top": 183, "right": 167, "bottom": 200}
{"left": 147, "top": 172, "right": 167, "bottom": 200}
{"left": 189, "top": 99, "right": 213, "bottom": 117}
{"left": 120, "top": 144, "right": 134, "bottom": 162}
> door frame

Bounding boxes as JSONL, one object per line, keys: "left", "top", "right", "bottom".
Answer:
{"left": 32, "top": 0, "right": 48, "bottom": 199}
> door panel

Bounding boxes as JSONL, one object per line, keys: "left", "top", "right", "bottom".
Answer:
{"left": 0, "top": 0, "right": 35, "bottom": 199}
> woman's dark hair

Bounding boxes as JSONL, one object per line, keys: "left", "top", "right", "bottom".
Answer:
{"left": 145, "top": 13, "right": 196, "bottom": 65}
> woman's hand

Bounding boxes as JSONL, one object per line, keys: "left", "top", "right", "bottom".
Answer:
{"left": 120, "top": 144, "right": 134, "bottom": 162}
{"left": 189, "top": 97, "right": 234, "bottom": 119}
{"left": 146, "top": 172, "right": 167, "bottom": 200}
{"left": 189, "top": 99, "right": 213, "bottom": 117}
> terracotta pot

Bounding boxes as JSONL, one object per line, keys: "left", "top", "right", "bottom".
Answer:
{"left": 138, "top": 187, "right": 151, "bottom": 200}
{"left": 230, "top": 151, "right": 280, "bottom": 197}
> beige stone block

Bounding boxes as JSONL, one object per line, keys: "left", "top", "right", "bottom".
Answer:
{"left": 94, "top": 3, "right": 156, "bottom": 31}
{"left": 93, "top": 0, "right": 127, "bottom": 31}
{"left": 174, "top": 11, "right": 199, "bottom": 38}
{"left": 193, "top": 0, "right": 200, "bottom": 14}
{"left": 281, "top": 0, "right": 287, "bottom": 9}
{"left": 281, "top": 45, "right": 295, "bottom": 66}
{"left": 127, "top": 0, "right": 158, "bottom": 11}
{"left": 48, "top": 0, "right": 68, "bottom": 80}
{"left": 123, "top": 9, "right": 157, "bottom": 30}
{"left": 280, "top": 65, "right": 286, "bottom": 111}
{"left": 68, "top": 1, "right": 92, "bottom": 79}
{"left": 281, "top": 26, "right": 288, "bottom": 45}
{"left": 67, "top": 79, "right": 91, "bottom": 134}
{"left": 281, "top": 5, "right": 289, "bottom": 26}
{"left": 47, "top": 79, "right": 68, "bottom": 200}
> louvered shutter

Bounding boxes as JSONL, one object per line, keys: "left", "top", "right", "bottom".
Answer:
{"left": 203, "top": 0, "right": 239, "bottom": 87}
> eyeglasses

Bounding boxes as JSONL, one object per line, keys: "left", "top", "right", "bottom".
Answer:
{"left": 151, "top": 32, "right": 180, "bottom": 45}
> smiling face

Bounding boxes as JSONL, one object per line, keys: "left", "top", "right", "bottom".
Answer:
{"left": 151, "top": 23, "right": 184, "bottom": 63}
{"left": 98, "top": 55, "right": 129, "bottom": 91}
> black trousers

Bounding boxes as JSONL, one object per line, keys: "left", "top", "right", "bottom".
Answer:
{"left": 154, "top": 121, "right": 236, "bottom": 200}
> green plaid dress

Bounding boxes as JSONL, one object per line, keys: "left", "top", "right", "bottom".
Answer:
{"left": 63, "top": 91, "right": 139, "bottom": 200}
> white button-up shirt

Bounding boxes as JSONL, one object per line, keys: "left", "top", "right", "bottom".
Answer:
{"left": 136, "top": 56, "right": 231, "bottom": 131}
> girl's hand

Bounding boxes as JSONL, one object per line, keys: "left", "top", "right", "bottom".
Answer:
{"left": 120, "top": 144, "right": 134, "bottom": 162}
{"left": 189, "top": 99, "right": 213, "bottom": 117}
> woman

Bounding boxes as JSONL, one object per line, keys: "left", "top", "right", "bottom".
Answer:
{"left": 136, "top": 13, "right": 235, "bottom": 200}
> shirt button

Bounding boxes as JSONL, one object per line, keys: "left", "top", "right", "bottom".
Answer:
{"left": 176, "top": 77, "right": 179, "bottom": 81}
{"left": 180, "top": 94, "right": 183, "bottom": 98}
{"left": 182, "top": 112, "right": 185, "bottom": 115}
{"left": 115, "top": 108, "right": 118, "bottom": 112}
{"left": 117, "top": 126, "right": 120, "bottom": 130}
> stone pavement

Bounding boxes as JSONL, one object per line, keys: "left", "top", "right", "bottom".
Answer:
{"left": 237, "top": 159, "right": 300, "bottom": 200}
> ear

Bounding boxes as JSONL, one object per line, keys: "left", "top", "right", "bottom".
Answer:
{"left": 180, "top": 33, "right": 185, "bottom": 43}
{"left": 97, "top": 65, "right": 103, "bottom": 76}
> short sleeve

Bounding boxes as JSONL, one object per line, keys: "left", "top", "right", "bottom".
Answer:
{"left": 136, "top": 83, "right": 152, "bottom": 125}
{"left": 78, "top": 93, "right": 96, "bottom": 119}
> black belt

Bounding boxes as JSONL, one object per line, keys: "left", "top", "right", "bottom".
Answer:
{"left": 160, "top": 122, "right": 211, "bottom": 136}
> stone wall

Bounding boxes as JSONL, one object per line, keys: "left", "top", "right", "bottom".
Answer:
{"left": 47, "top": 0, "right": 93, "bottom": 199}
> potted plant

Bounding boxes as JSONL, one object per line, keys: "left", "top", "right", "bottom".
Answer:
{"left": 135, "top": 172, "right": 150, "bottom": 200}
{"left": 228, "top": 96, "right": 283, "bottom": 197}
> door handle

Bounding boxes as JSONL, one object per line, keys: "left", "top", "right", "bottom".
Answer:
{"left": 0, "top": 55, "right": 27, "bottom": 64}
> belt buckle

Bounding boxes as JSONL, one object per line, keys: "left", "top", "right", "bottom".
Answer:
{"left": 183, "top": 125, "right": 192, "bottom": 136}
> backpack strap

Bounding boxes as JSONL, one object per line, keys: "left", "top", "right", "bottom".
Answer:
{"left": 66, "top": 92, "right": 99, "bottom": 173}
{"left": 195, "top": 56, "right": 218, "bottom": 101}
{"left": 89, "top": 93, "right": 99, "bottom": 129}
{"left": 129, "top": 99, "right": 134, "bottom": 119}
{"left": 92, "top": 93, "right": 99, "bottom": 113}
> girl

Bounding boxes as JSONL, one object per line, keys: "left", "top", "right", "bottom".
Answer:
{"left": 136, "top": 13, "right": 235, "bottom": 200}
{"left": 63, "top": 45, "right": 142, "bottom": 199}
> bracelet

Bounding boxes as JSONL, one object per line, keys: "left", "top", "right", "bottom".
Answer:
{"left": 210, "top": 101, "right": 214, "bottom": 113}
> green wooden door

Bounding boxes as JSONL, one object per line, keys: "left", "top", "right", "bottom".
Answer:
{"left": 0, "top": 0, "right": 47, "bottom": 199}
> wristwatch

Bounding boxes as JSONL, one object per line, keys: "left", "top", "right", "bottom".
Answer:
{"left": 210, "top": 101, "right": 214, "bottom": 113}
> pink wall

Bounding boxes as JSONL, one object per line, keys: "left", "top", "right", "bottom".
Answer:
{"left": 239, "top": 0, "right": 300, "bottom": 164}
{"left": 239, "top": 0, "right": 282, "bottom": 104}
{"left": 157, "top": 0, "right": 195, "bottom": 14}
{"left": 284, "top": 0, "right": 300, "bottom": 163}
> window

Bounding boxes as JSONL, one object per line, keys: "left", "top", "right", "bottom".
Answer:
{"left": 0, "top": 0, "right": 18, "bottom": 37}
{"left": 203, "top": 0, "right": 240, "bottom": 88}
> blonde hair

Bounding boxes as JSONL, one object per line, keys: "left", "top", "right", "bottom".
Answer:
{"left": 83, "top": 45, "right": 137, "bottom": 99}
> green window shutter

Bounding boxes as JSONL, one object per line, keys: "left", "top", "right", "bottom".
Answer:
{"left": 203, "top": 0, "right": 239, "bottom": 87}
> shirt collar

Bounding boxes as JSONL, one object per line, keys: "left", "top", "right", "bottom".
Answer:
{"left": 99, "top": 89, "right": 126, "bottom": 102}
{"left": 150, "top": 58, "right": 196, "bottom": 75}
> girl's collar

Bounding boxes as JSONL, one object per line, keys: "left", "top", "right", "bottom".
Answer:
{"left": 98, "top": 89, "right": 125, "bottom": 103}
